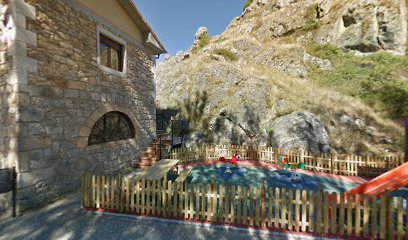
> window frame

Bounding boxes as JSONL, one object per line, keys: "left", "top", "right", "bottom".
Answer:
{"left": 97, "top": 26, "right": 127, "bottom": 77}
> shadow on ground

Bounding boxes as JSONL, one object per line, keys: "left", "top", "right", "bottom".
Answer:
{"left": 0, "top": 194, "right": 332, "bottom": 240}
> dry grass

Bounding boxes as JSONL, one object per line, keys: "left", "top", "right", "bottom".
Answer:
{"left": 240, "top": 60, "right": 403, "bottom": 154}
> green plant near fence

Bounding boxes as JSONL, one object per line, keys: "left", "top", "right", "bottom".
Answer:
{"left": 82, "top": 174, "right": 408, "bottom": 240}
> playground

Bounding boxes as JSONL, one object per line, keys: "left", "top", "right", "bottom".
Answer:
{"left": 175, "top": 159, "right": 408, "bottom": 198}
{"left": 80, "top": 145, "right": 408, "bottom": 239}
{"left": 176, "top": 161, "right": 359, "bottom": 193}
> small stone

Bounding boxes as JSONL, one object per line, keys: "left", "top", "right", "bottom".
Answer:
{"left": 339, "top": 115, "right": 353, "bottom": 125}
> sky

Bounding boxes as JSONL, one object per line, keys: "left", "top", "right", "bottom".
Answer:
{"left": 133, "top": 0, "right": 246, "bottom": 61}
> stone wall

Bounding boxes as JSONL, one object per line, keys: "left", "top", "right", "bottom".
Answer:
{"left": 5, "top": 0, "right": 156, "bottom": 214}
{"left": 0, "top": 1, "right": 10, "bottom": 218}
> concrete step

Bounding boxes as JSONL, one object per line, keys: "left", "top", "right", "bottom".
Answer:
{"left": 136, "top": 163, "right": 155, "bottom": 168}
{"left": 141, "top": 152, "right": 159, "bottom": 158}
{"left": 139, "top": 157, "right": 158, "bottom": 163}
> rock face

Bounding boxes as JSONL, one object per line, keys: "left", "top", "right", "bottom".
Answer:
{"left": 317, "top": 0, "right": 407, "bottom": 54}
{"left": 270, "top": 112, "right": 331, "bottom": 153}
{"left": 155, "top": 0, "right": 406, "bottom": 155}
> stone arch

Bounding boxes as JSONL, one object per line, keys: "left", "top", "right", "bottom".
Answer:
{"left": 77, "top": 103, "right": 143, "bottom": 148}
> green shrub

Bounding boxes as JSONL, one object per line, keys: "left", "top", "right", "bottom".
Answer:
{"left": 243, "top": 0, "right": 254, "bottom": 11}
{"left": 198, "top": 33, "right": 211, "bottom": 48}
{"left": 212, "top": 48, "right": 238, "bottom": 61}
{"left": 305, "top": 44, "right": 408, "bottom": 119}
{"left": 302, "top": 20, "right": 321, "bottom": 32}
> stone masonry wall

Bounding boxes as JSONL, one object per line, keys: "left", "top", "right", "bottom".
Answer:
{"left": 0, "top": 2, "right": 9, "bottom": 170}
{"left": 0, "top": 1, "right": 11, "bottom": 218}
{"left": 11, "top": 0, "right": 156, "bottom": 213}
{"left": 0, "top": 0, "right": 38, "bottom": 219}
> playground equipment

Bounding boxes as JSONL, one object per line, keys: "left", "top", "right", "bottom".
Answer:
{"left": 277, "top": 155, "right": 305, "bottom": 170}
{"left": 223, "top": 153, "right": 240, "bottom": 174}
{"left": 345, "top": 161, "right": 408, "bottom": 197}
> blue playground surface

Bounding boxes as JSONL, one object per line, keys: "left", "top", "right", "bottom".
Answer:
{"left": 177, "top": 163, "right": 408, "bottom": 197}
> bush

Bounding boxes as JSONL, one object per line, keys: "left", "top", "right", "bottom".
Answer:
{"left": 212, "top": 48, "right": 238, "bottom": 61}
{"left": 197, "top": 33, "right": 211, "bottom": 48}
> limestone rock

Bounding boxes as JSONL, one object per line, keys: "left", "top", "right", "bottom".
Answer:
{"left": 318, "top": 0, "right": 407, "bottom": 54}
{"left": 194, "top": 26, "right": 208, "bottom": 46}
{"left": 175, "top": 51, "right": 190, "bottom": 62}
{"left": 270, "top": 112, "right": 331, "bottom": 153}
{"left": 195, "top": 27, "right": 208, "bottom": 39}
{"left": 303, "top": 53, "right": 332, "bottom": 70}
{"left": 275, "top": 0, "right": 300, "bottom": 9}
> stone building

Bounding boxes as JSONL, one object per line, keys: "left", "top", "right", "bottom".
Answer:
{"left": 0, "top": 0, "right": 166, "bottom": 218}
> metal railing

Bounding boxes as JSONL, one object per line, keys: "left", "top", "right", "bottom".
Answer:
{"left": 0, "top": 167, "right": 16, "bottom": 217}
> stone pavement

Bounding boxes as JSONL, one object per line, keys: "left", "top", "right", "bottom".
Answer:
{"left": 0, "top": 194, "right": 334, "bottom": 240}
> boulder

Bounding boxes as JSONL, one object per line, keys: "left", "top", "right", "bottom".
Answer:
{"left": 270, "top": 112, "right": 331, "bottom": 152}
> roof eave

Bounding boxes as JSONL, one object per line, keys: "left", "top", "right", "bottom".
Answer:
{"left": 117, "top": 0, "right": 167, "bottom": 54}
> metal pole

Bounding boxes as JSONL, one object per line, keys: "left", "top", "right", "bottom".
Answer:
{"left": 181, "top": 121, "right": 183, "bottom": 145}
{"left": 12, "top": 167, "right": 16, "bottom": 217}
{"left": 161, "top": 114, "right": 164, "bottom": 131}
{"left": 171, "top": 120, "right": 174, "bottom": 147}
{"left": 405, "top": 119, "right": 408, "bottom": 162}
{"left": 159, "top": 133, "right": 162, "bottom": 160}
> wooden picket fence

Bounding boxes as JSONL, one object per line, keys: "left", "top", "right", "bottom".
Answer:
{"left": 168, "top": 145, "right": 404, "bottom": 177}
{"left": 82, "top": 173, "right": 408, "bottom": 239}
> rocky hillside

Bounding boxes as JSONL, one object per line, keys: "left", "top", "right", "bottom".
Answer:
{"left": 155, "top": 0, "right": 408, "bottom": 155}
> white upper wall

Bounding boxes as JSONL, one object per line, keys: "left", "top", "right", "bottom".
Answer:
{"left": 77, "top": 0, "right": 144, "bottom": 43}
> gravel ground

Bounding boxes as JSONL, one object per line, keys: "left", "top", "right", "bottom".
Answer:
{"left": 0, "top": 194, "right": 336, "bottom": 240}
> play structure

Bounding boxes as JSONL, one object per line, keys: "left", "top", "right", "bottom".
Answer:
{"left": 278, "top": 155, "right": 305, "bottom": 170}
{"left": 345, "top": 161, "right": 408, "bottom": 196}
{"left": 277, "top": 154, "right": 408, "bottom": 197}
{"left": 225, "top": 153, "right": 240, "bottom": 174}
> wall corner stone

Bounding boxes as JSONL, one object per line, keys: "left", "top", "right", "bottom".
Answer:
{"left": 3, "top": 0, "right": 37, "bottom": 87}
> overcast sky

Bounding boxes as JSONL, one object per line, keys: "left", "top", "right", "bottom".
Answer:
{"left": 133, "top": 0, "right": 245, "bottom": 61}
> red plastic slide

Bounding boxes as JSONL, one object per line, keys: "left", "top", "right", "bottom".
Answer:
{"left": 345, "top": 161, "right": 408, "bottom": 196}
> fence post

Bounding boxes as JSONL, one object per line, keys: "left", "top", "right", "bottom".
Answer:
{"left": 386, "top": 191, "right": 393, "bottom": 240}
{"left": 330, "top": 154, "right": 334, "bottom": 174}
{"left": 261, "top": 181, "right": 266, "bottom": 229}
